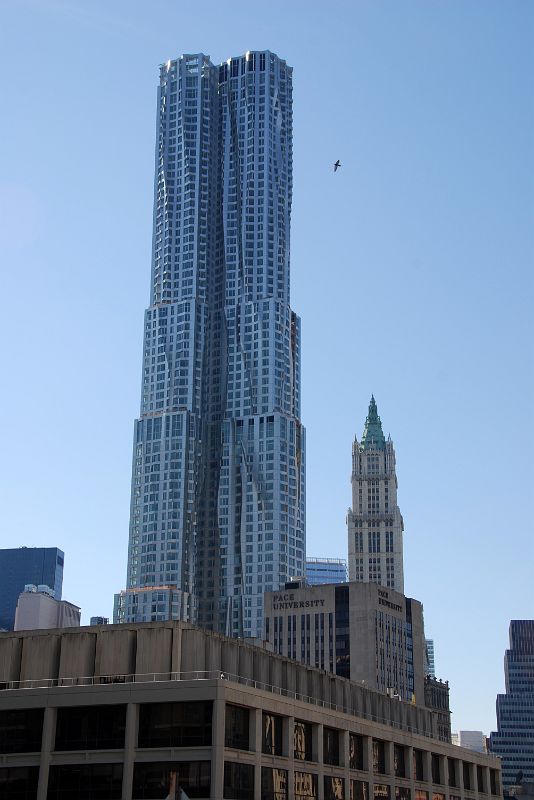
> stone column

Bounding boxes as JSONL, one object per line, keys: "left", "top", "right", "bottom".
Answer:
{"left": 423, "top": 750, "right": 432, "bottom": 784}
{"left": 211, "top": 692, "right": 226, "bottom": 799}
{"left": 385, "top": 741, "right": 394, "bottom": 777}
{"left": 252, "top": 708, "right": 262, "bottom": 798}
{"left": 406, "top": 746, "right": 414, "bottom": 781}
{"left": 285, "top": 715, "right": 295, "bottom": 800}
{"left": 37, "top": 705, "right": 56, "bottom": 800}
{"left": 438, "top": 754, "right": 447, "bottom": 789}
{"left": 365, "top": 735, "right": 374, "bottom": 773}
{"left": 342, "top": 729, "right": 351, "bottom": 797}
{"left": 316, "top": 723, "right": 324, "bottom": 800}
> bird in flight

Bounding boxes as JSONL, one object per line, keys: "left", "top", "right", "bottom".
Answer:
{"left": 334, "top": 160, "right": 341, "bottom": 172}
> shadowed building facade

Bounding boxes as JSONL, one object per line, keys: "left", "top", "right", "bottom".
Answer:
{"left": 490, "top": 620, "right": 534, "bottom": 790}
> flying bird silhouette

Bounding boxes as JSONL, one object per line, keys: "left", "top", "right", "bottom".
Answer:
{"left": 334, "top": 160, "right": 341, "bottom": 172}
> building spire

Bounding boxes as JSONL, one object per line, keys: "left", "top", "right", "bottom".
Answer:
{"left": 361, "top": 395, "right": 386, "bottom": 450}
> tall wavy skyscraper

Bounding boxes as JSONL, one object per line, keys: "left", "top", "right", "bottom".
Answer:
{"left": 114, "top": 51, "right": 305, "bottom": 638}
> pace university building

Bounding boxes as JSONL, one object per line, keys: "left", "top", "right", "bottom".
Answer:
{"left": 114, "top": 52, "right": 305, "bottom": 639}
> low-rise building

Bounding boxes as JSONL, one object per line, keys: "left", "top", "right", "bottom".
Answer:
{"left": 0, "top": 622, "right": 500, "bottom": 800}
{"left": 13, "top": 585, "right": 80, "bottom": 631}
{"left": 306, "top": 558, "right": 348, "bottom": 585}
{"left": 424, "top": 678, "right": 451, "bottom": 744}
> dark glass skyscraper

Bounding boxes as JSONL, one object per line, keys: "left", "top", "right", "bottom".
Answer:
{"left": 490, "top": 620, "right": 534, "bottom": 790}
{"left": 0, "top": 547, "right": 64, "bottom": 631}
{"left": 114, "top": 52, "right": 305, "bottom": 638}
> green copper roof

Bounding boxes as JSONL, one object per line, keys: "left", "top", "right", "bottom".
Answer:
{"left": 361, "top": 395, "right": 386, "bottom": 450}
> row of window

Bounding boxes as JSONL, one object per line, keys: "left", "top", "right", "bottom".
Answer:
{"left": 0, "top": 761, "right": 209, "bottom": 800}
{"left": 225, "top": 707, "right": 498, "bottom": 793}
{"left": 0, "top": 702, "right": 212, "bottom": 754}
{"left": 0, "top": 704, "right": 499, "bottom": 796}
{"left": 0, "top": 760, "right": 500, "bottom": 800}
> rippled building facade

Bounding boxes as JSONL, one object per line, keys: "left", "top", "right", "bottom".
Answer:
{"left": 114, "top": 52, "right": 305, "bottom": 638}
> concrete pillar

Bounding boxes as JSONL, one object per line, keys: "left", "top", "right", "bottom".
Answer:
{"left": 316, "top": 722, "right": 324, "bottom": 800}
{"left": 438, "top": 754, "right": 447, "bottom": 788}
{"left": 37, "top": 705, "right": 56, "bottom": 800}
{"left": 122, "top": 703, "right": 138, "bottom": 800}
{"left": 211, "top": 693, "right": 226, "bottom": 799}
{"left": 485, "top": 766, "right": 492, "bottom": 796}
{"left": 364, "top": 735, "right": 373, "bottom": 773}
{"left": 342, "top": 728, "right": 351, "bottom": 798}
{"left": 458, "top": 757, "right": 465, "bottom": 794}
{"left": 385, "top": 740, "right": 394, "bottom": 776}
{"left": 341, "top": 728, "right": 349, "bottom": 769}
{"left": 423, "top": 750, "right": 432, "bottom": 784}
{"left": 286, "top": 715, "right": 295, "bottom": 800}
{"left": 406, "top": 746, "right": 414, "bottom": 781}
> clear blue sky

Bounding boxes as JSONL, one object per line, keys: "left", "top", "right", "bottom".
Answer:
{"left": 0, "top": 0, "right": 532, "bottom": 734}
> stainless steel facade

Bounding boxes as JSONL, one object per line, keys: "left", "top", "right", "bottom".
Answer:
{"left": 114, "top": 51, "right": 305, "bottom": 638}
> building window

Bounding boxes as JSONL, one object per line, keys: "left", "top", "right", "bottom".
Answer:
{"left": 324, "top": 727, "right": 340, "bottom": 766}
{"left": 413, "top": 750, "right": 425, "bottom": 781}
{"left": 262, "top": 712, "right": 283, "bottom": 756}
{"left": 55, "top": 705, "right": 126, "bottom": 751}
{"left": 351, "top": 780, "right": 369, "bottom": 800}
{"left": 490, "top": 769, "right": 498, "bottom": 795}
{"left": 0, "top": 766, "right": 39, "bottom": 798}
{"left": 262, "top": 767, "right": 288, "bottom": 800}
{"left": 224, "top": 762, "right": 254, "bottom": 800}
{"left": 415, "top": 793, "right": 428, "bottom": 800}
{"left": 48, "top": 764, "right": 123, "bottom": 799}
{"left": 0, "top": 708, "right": 44, "bottom": 754}
{"left": 335, "top": 585, "right": 350, "bottom": 678}
{"left": 325, "top": 775, "right": 345, "bottom": 799}
{"left": 225, "top": 704, "right": 249, "bottom": 750}
{"left": 295, "top": 771, "right": 318, "bottom": 800}
{"left": 350, "top": 733, "right": 364, "bottom": 770}
{"left": 374, "top": 785, "right": 391, "bottom": 800}
{"left": 463, "top": 763, "right": 472, "bottom": 791}
{"left": 294, "top": 720, "right": 313, "bottom": 761}
{"left": 394, "top": 745, "right": 405, "bottom": 778}
{"left": 372, "top": 739, "right": 386, "bottom": 774}
{"left": 431, "top": 755, "right": 441, "bottom": 785}
{"left": 133, "top": 761, "right": 210, "bottom": 799}
{"left": 138, "top": 701, "right": 212, "bottom": 748}
{"left": 396, "top": 789, "right": 411, "bottom": 800}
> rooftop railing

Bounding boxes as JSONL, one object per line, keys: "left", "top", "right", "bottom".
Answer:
{"left": 0, "top": 669, "right": 445, "bottom": 740}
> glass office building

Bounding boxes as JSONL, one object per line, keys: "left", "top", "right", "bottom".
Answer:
{"left": 0, "top": 547, "right": 64, "bottom": 631}
{"left": 305, "top": 558, "right": 348, "bottom": 585}
{"left": 490, "top": 620, "right": 534, "bottom": 790}
{"left": 114, "top": 52, "right": 305, "bottom": 638}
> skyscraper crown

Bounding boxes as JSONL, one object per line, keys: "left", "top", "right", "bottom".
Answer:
{"left": 360, "top": 395, "right": 386, "bottom": 451}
